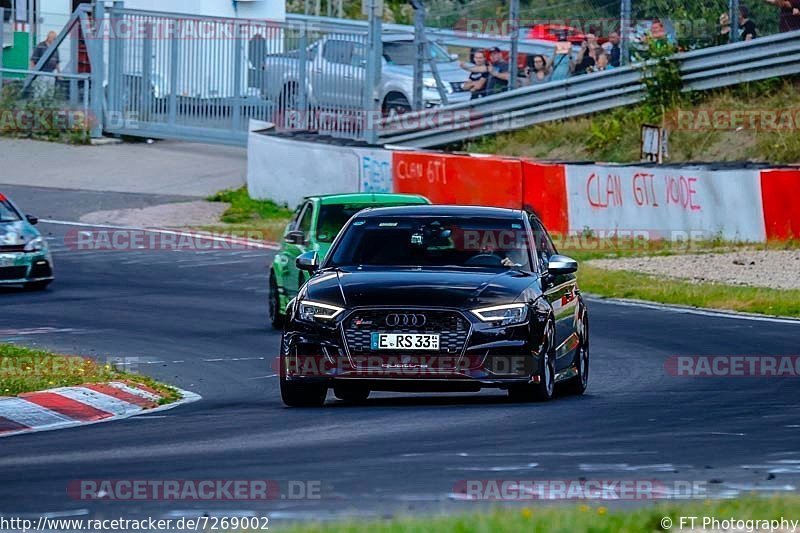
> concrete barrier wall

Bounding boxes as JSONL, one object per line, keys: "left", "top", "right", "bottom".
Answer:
{"left": 247, "top": 130, "right": 799, "bottom": 241}
{"left": 248, "top": 132, "right": 395, "bottom": 205}
{"left": 563, "top": 165, "right": 766, "bottom": 241}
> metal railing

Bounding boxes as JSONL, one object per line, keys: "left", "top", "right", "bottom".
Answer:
{"left": 377, "top": 29, "right": 800, "bottom": 147}
{"left": 103, "top": 7, "right": 372, "bottom": 144}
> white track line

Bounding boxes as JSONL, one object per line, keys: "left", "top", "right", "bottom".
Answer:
{"left": 41, "top": 219, "right": 280, "bottom": 251}
{"left": 586, "top": 296, "right": 800, "bottom": 325}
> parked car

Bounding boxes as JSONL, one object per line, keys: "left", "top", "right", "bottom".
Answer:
{"left": 268, "top": 193, "right": 430, "bottom": 328}
{"left": 279, "top": 205, "right": 588, "bottom": 407}
{"left": 249, "top": 33, "right": 474, "bottom": 116}
{"left": 0, "top": 192, "right": 54, "bottom": 290}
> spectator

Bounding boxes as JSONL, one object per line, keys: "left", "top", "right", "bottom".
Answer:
{"left": 607, "top": 31, "right": 622, "bottom": 67}
{"left": 30, "top": 31, "right": 59, "bottom": 97}
{"left": 765, "top": 0, "right": 800, "bottom": 32}
{"left": 485, "top": 47, "right": 510, "bottom": 94}
{"left": 31, "top": 31, "right": 59, "bottom": 72}
{"left": 460, "top": 50, "right": 489, "bottom": 99}
{"left": 591, "top": 51, "right": 614, "bottom": 72}
{"left": 522, "top": 53, "right": 554, "bottom": 85}
{"left": 716, "top": 12, "right": 732, "bottom": 45}
{"left": 739, "top": 6, "right": 757, "bottom": 40}
{"left": 571, "top": 36, "right": 599, "bottom": 75}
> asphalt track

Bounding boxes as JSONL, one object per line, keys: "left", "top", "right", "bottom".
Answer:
{"left": 1, "top": 185, "right": 799, "bottom": 523}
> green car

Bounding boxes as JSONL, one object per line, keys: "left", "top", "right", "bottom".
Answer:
{"left": 0, "top": 192, "right": 54, "bottom": 290}
{"left": 268, "top": 193, "right": 430, "bottom": 328}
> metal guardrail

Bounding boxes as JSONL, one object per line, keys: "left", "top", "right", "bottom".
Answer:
{"left": 375, "top": 28, "right": 800, "bottom": 147}
{"left": 287, "top": 13, "right": 566, "bottom": 55}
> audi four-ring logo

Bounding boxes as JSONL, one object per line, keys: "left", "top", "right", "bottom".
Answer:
{"left": 385, "top": 313, "right": 427, "bottom": 327}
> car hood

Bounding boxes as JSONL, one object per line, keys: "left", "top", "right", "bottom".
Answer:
{"left": 304, "top": 267, "right": 536, "bottom": 309}
{"left": 383, "top": 60, "right": 466, "bottom": 83}
{"left": 0, "top": 220, "right": 40, "bottom": 247}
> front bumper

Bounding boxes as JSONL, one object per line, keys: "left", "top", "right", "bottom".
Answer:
{"left": 281, "top": 307, "right": 548, "bottom": 391}
{"left": 0, "top": 251, "right": 54, "bottom": 284}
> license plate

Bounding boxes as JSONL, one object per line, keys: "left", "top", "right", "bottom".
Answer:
{"left": 0, "top": 255, "right": 16, "bottom": 267}
{"left": 371, "top": 333, "right": 440, "bottom": 350}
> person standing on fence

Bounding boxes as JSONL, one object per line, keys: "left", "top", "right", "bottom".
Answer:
{"left": 30, "top": 31, "right": 60, "bottom": 98}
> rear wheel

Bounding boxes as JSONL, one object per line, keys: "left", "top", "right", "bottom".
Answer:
{"left": 508, "top": 319, "right": 555, "bottom": 402}
{"left": 268, "top": 273, "right": 284, "bottom": 329}
{"left": 333, "top": 384, "right": 370, "bottom": 403}
{"left": 280, "top": 375, "right": 327, "bottom": 407}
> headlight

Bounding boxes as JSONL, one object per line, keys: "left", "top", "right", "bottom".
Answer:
{"left": 23, "top": 236, "right": 46, "bottom": 253}
{"left": 471, "top": 303, "right": 528, "bottom": 326}
{"left": 298, "top": 300, "right": 344, "bottom": 322}
{"left": 422, "top": 78, "right": 438, "bottom": 90}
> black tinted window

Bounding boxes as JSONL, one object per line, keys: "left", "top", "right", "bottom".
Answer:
{"left": 328, "top": 216, "right": 531, "bottom": 270}
{"left": 0, "top": 197, "right": 21, "bottom": 223}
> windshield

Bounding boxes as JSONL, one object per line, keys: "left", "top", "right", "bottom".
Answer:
{"left": 327, "top": 216, "right": 532, "bottom": 270}
{"left": 317, "top": 203, "right": 419, "bottom": 243}
{"left": 0, "top": 196, "right": 21, "bottom": 223}
{"left": 383, "top": 41, "right": 452, "bottom": 65}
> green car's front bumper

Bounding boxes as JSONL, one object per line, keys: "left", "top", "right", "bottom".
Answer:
{"left": 0, "top": 250, "right": 54, "bottom": 285}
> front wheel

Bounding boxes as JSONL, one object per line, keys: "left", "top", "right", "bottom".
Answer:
{"left": 280, "top": 375, "right": 327, "bottom": 407}
{"left": 268, "top": 273, "right": 284, "bottom": 330}
{"left": 508, "top": 320, "right": 555, "bottom": 402}
{"left": 382, "top": 93, "right": 411, "bottom": 117}
{"left": 563, "top": 314, "right": 589, "bottom": 395}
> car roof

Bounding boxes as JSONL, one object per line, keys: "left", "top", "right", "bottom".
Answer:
{"left": 354, "top": 204, "right": 525, "bottom": 218}
{"left": 313, "top": 193, "right": 430, "bottom": 206}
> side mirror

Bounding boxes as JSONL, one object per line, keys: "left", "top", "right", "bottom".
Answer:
{"left": 285, "top": 230, "right": 305, "bottom": 245}
{"left": 449, "top": 53, "right": 459, "bottom": 61}
{"left": 296, "top": 251, "right": 319, "bottom": 272}
{"left": 26, "top": 214, "right": 38, "bottom": 225}
{"left": 547, "top": 254, "right": 578, "bottom": 275}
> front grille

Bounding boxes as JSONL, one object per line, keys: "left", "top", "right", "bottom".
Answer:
{"left": 0, "top": 266, "right": 28, "bottom": 281}
{"left": 0, "top": 245, "right": 26, "bottom": 252}
{"left": 342, "top": 309, "right": 470, "bottom": 355}
{"left": 450, "top": 82, "right": 466, "bottom": 93}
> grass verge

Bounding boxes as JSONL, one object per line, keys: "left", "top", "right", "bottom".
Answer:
{"left": 553, "top": 237, "right": 800, "bottom": 317}
{"left": 206, "top": 187, "right": 292, "bottom": 243}
{"left": 0, "top": 343, "right": 179, "bottom": 403}
{"left": 464, "top": 77, "right": 800, "bottom": 164}
{"left": 577, "top": 265, "right": 800, "bottom": 317}
{"left": 277, "top": 495, "right": 799, "bottom": 533}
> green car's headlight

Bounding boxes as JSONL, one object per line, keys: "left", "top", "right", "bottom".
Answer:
{"left": 23, "top": 236, "right": 46, "bottom": 253}
{"left": 298, "top": 300, "right": 345, "bottom": 322}
{"left": 471, "top": 303, "right": 528, "bottom": 326}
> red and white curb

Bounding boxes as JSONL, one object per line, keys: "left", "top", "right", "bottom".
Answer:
{"left": 0, "top": 382, "right": 200, "bottom": 438}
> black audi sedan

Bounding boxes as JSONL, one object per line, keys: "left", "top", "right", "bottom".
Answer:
{"left": 279, "top": 205, "right": 588, "bottom": 407}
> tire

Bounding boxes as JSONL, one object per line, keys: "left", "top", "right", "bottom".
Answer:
{"left": 333, "top": 384, "right": 370, "bottom": 403}
{"left": 268, "top": 273, "right": 284, "bottom": 330}
{"left": 563, "top": 312, "right": 589, "bottom": 396}
{"left": 382, "top": 93, "right": 412, "bottom": 117}
{"left": 24, "top": 280, "right": 51, "bottom": 291}
{"left": 280, "top": 375, "right": 327, "bottom": 407}
{"left": 508, "top": 319, "right": 556, "bottom": 402}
